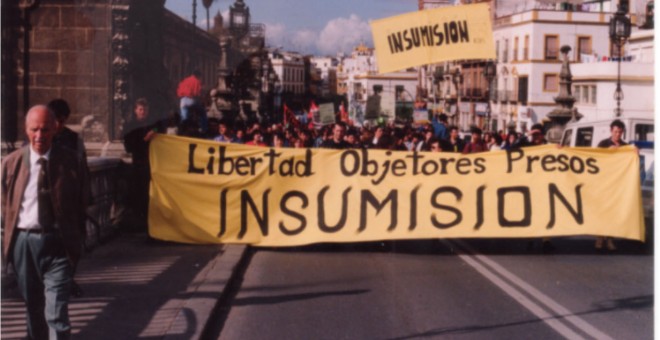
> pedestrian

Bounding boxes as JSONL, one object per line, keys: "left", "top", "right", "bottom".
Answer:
{"left": 2, "top": 105, "right": 88, "bottom": 339}
{"left": 177, "top": 70, "right": 207, "bottom": 133}
{"left": 122, "top": 98, "right": 162, "bottom": 232}
{"left": 47, "top": 98, "right": 89, "bottom": 298}
{"left": 594, "top": 119, "right": 629, "bottom": 251}
{"left": 47, "top": 99, "right": 86, "bottom": 160}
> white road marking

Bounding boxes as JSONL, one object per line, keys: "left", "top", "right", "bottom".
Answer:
{"left": 448, "top": 240, "right": 613, "bottom": 340}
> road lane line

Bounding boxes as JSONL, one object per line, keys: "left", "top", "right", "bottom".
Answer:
{"left": 450, "top": 246, "right": 585, "bottom": 339}
{"left": 451, "top": 240, "right": 614, "bottom": 340}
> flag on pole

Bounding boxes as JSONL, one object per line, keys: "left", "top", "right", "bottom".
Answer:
{"left": 283, "top": 104, "right": 300, "bottom": 128}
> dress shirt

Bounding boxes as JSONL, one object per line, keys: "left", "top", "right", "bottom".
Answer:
{"left": 17, "top": 148, "right": 51, "bottom": 230}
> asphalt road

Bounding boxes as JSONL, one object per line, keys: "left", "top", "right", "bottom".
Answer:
{"left": 211, "top": 237, "right": 653, "bottom": 340}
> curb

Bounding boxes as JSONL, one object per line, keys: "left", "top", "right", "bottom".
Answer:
{"left": 163, "top": 244, "right": 250, "bottom": 340}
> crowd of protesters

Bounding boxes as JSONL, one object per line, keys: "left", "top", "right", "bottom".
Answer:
{"left": 154, "top": 108, "right": 548, "bottom": 155}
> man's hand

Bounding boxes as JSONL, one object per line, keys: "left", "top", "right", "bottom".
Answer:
{"left": 144, "top": 130, "right": 157, "bottom": 142}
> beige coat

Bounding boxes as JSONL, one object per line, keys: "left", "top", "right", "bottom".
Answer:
{"left": 2, "top": 145, "right": 88, "bottom": 265}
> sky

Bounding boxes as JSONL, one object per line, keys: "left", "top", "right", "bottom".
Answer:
{"left": 165, "top": 0, "right": 419, "bottom": 55}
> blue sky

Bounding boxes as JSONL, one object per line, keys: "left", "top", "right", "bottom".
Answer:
{"left": 165, "top": 0, "right": 418, "bottom": 55}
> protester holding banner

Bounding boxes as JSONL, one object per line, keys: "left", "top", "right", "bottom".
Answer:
{"left": 213, "top": 120, "right": 237, "bottom": 143}
{"left": 122, "top": 98, "right": 162, "bottom": 232}
{"left": 245, "top": 129, "right": 267, "bottom": 147}
{"left": 501, "top": 132, "right": 519, "bottom": 151}
{"left": 429, "top": 138, "right": 443, "bottom": 153}
{"left": 462, "top": 127, "right": 488, "bottom": 154}
{"left": 322, "top": 123, "right": 351, "bottom": 149}
{"left": 416, "top": 129, "right": 435, "bottom": 152}
{"left": 594, "top": 119, "right": 628, "bottom": 251}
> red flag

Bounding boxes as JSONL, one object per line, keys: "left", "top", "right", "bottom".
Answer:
{"left": 283, "top": 104, "right": 300, "bottom": 128}
{"left": 339, "top": 102, "right": 348, "bottom": 122}
{"left": 309, "top": 101, "right": 319, "bottom": 125}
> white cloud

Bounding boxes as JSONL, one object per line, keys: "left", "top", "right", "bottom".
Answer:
{"left": 264, "top": 14, "right": 372, "bottom": 55}
{"left": 265, "top": 22, "right": 287, "bottom": 49}
{"left": 317, "top": 14, "right": 372, "bottom": 55}
{"left": 291, "top": 29, "right": 319, "bottom": 53}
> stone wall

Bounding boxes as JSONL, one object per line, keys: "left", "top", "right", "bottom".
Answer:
{"left": 2, "top": 0, "right": 221, "bottom": 144}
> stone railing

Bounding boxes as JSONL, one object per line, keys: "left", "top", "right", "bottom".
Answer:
{"left": 84, "top": 157, "right": 124, "bottom": 250}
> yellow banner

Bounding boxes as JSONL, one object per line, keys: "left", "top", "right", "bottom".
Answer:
{"left": 370, "top": 3, "right": 496, "bottom": 74}
{"left": 149, "top": 135, "right": 644, "bottom": 246}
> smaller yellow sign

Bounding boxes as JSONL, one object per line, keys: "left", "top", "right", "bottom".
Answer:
{"left": 370, "top": 3, "right": 496, "bottom": 73}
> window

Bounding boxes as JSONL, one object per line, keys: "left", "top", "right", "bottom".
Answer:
{"left": 574, "top": 85, "right": 597, "bottom": 104}
{"left": 581, "top": 85, "right": 588, "bottom": 102}
{"left": 591, "top": 85, "right": 597, "bottom": 103}
{"left": 513, "top": 37, "right": 519, "bottom": 62}
{"left": 577, "top": 36, "right": 592, "bottom": 62}
{"left": 524, "top": 35, "right": 529, "bottom": 60}
{"left": 518, "top": 76, "right": 528, "bottom": 105}
{"left": 576, "top": 127, "right": 594, "bottom": 147}
{"left": 543, "top": 74, "right": 559, "bottom": 92}
{"left": 496, "top": 40, "right": 500, "bottom": 62}
{"left": 503, "top": 39, "right": 509, "bottom": 62}
{"left": 545, "top": 35, "right": 559, "bottom": 60}
{"left": 635, "top": 124, "right": 655, "bottom": 141}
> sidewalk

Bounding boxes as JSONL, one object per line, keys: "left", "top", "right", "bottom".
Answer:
{"left": 1, "top": 232, "right": 248, "bottom": 339}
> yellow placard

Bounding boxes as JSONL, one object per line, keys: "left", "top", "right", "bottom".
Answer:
{"left": 370, "top": 3, "right": 496, "bottom": 73}
{"left": 149, "top": 135, "right": 645, "bottom": 246}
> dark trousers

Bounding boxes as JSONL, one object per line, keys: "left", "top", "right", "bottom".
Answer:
{"left": 129, "top": 162, "right": 151, "bottom": 232}
{"left": 13, "top": 230, "right": 72, "bottom": 340}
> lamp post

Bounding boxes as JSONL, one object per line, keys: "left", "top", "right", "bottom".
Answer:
{"left": 451, "top": 67, "right": 463, "bottom": 129}
{"left": 433, "top": 67, "right": 444, "bottom": 115}
{"left": 609, "top": 0, "right": 631, "bottom": 117}
{"left": 483, "top": 61, "right": 496, "bottom": 131}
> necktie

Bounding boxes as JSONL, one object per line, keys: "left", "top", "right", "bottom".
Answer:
{"left": 37, "top": 158, "right": 55, "bottom": 229}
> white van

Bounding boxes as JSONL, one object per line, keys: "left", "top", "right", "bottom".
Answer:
{"left": 560, "top": 117, "right": 654, "bottom": 174}
{"left": 560, "top": 118, "right": 654, "bottom": 219}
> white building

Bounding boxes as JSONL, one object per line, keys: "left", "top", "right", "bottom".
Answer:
{"left": 571, "top": 28, "right": 654, "bottom": 122}
{"left": 268, "top": 50, "right": 305, "bottom": 95}
{"left": 338, "top": 44, "right": 419, "bottom": 123}
{"left": 311, "top": 56, "right": 339, "bottom": 96}
{"left": 490, "top": 0, "right": 646, "bottom": 132}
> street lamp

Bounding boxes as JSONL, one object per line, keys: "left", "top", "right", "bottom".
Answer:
{"left": 483, "top": 61, "right": 496, "bottom": 131}
{"left": 609, "top": 0, "right": 631, "bottom": 117}
{"left": 451, "top": 67, "right": 463, "bottom": 127}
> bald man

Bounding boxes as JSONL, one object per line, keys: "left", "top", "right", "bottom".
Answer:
{"left": 2, "top": 105, "right": 88, "bottom": 339}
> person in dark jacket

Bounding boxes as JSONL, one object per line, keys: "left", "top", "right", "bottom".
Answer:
{"left": 122, "top": 98, "right": 161, "bottom": 232}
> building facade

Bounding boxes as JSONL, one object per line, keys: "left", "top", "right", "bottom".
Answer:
{"left": 491, "top": 0, "right": 620, "bottom": 132}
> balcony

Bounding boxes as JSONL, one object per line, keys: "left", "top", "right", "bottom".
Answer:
{"left": 507, "top": 90, "right": 517, "bottom": 102}
{"left": 498, "top": 90, "right": 507, "bottom": 102}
